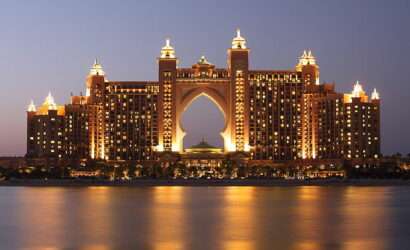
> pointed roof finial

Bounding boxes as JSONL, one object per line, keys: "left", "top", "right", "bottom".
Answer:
{"left": 232, "top": 28, "right": 247, "bottom": 49}
{"left": 160, "top": 37, "right": 176, "bottom": 59}
{"left": 352, "top": 81, "right": 365, "bottom": 98}
{"left": 371, "top": 88, "right": 380, "bottom": 100}
{"left": 298, "top": 49, "right": 317, "bottom": 67}
{"left": 198, "top": 55, "right": 212, "bottom": 65}
{"left": 90, "top": 58, "right": 105, "bottom": 76}
{"left": 43, "top": 92, "right": 57, "bottom": 110}
{"left": 28, "top": 100, "right": 36, "bottom": 112}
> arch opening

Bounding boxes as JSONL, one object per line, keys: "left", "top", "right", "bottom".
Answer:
{"left": 180, "top": 95, "right": 225, "bottom": 150}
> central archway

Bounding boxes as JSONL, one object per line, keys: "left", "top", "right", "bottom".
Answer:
{"left": 174, "top": 83, "right": 233, "bottom": 153}
{"left": 181, "top": 94, "right": 225, "bottom": 149}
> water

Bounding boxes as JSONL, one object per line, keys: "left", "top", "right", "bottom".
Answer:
{"left": 0, "top": 186, "right": 409, "bottom": 250}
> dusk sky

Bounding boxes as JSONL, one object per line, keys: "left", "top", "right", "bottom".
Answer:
{"left": 0, "top": 0, "right": 409, "bottom": 156}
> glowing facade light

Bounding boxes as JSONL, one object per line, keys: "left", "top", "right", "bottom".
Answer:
{"left": 198, "top": 55, "right": 211, "bottom": 65}
{"left": 298, "top": 50, "right": 317, "bottom": 66}
{"left": 371, "top": 88, "right": 380, "bottom": 100}
{"left": 43, "top": 92, "right": 58, "bottom": 110}
{"left": 27, "top": 100, "right": 36, "bottom": 112}
{"left": 160, "top": 38, "right": 176, "bottom": 59}
{"left": 89, "top": 59, "right": 105, "bottom": 76}
{"left": 232, "top": 29, "right": 247, "bottom": 49}
{"left": 156, "top": 144, "right": 164, "bottom": 152}
{"left": 352, "top": 81, "right": 365, "bottom": 98}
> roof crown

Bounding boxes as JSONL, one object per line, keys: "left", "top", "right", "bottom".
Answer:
{"left": 298, "top": 50, "right": 317, "bottom": 66}
{"left": 160, "top": 38, "right": 176, "bottom": 59}
{"left": 90, "top": 59, "right": 105, "bottom": 76}
{"left": 232, "top": 29, "right": 247, "bottom": 49}
{"left": 371, "top": 88, "right": 380, "bottom": 100}
{"left": 27, "top": 100, "right": 36, "bottom": 112}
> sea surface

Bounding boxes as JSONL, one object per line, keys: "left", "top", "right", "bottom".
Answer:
{"left": 0, "top": 186, "right": 409, "bottom": 250}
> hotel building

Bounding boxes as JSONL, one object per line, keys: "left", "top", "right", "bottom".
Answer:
{"left": 26, "top": 30, "right": 381, "bottom": 166}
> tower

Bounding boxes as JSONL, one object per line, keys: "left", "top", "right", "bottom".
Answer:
{"left": 343, "top": 82, "right": 381, "bottom": 159}
{"left": 26, "top": 93, "right": 65, "bottom": 158}
{"left": 296, "top": 50, "right": 320, "bottom": 87}
{"left": 86, "top": 59, "right": 106, "bottom": 104}
{"left": 26, "top": 100, "right": 37, "bottom": 157}
{"left": 86, "top": 59, "right": 106, "bottom": 159}
{"left": 158, "top": 39, "right": 178, "bottom": 152}
{"left": 227, "top": 29, "right": 250, "bottom": 152}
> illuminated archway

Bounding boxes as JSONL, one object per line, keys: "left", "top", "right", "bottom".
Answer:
{"left": 181, "top": 94, "right": 226, "bottom": 149}
{"left": 174, "top": 84, "right": 234, "bottom": 153}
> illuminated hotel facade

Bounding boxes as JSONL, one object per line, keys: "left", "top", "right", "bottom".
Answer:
{"left": 26, "top": 30, "right": 381, "bottom": 165}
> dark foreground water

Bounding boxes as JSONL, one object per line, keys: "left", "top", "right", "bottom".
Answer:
{"left": 0, "top": 187, "right": 410, "bottom": 250}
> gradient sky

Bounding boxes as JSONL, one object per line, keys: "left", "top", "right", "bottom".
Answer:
{"left": 0, "top": 0, "right": 409, "bottom": 156}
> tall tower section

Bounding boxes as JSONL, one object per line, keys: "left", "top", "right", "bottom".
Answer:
{"left": 227, "top": 29, "right": 250, "bottom": 152}
{"left": 343, "top": 82, "right": 381, "bottom": 159}
{"left": 26, "top": 100, "right": 37, "bottom": 157}
{"left": 158, "top": 39, "right": 178, "bottom": 152}
{"left": 86, "top": 60, "right": 106, "bottom": 159}
{"left": 296, "top": 50, "right": 320, "bottom": 87}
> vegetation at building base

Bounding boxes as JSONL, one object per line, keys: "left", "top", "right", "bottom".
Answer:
{"left": 1, "top": 158, "right": 410, "bottom": 182}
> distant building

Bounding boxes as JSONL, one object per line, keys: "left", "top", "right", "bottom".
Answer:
{"left": 182, "top": 139, "right": 225, "bottom": 168}
{"left": 26, "top": 30, "right": 381, "bottom": 166}
{"left": 301, "top": 83, "right": 344, "bottom": 159}
{"left": 343, "top": 82, "right": 380, "bottom": 159}
{"left": 27, "top": 93, "right": 65, "bottom": 158}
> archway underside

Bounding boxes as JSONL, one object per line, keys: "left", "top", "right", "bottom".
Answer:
{"left": 174, "top": 85, "right": 233, "bottom": 153}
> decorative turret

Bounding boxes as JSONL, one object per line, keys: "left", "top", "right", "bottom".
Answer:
{"left": 371, "top": 88, "right": 380, "bottom": 100}
{"left": 344, "top": 81, "right": 371, "bottom": 103}
{"left": 89, "top": 59, "right": 105, "bottom": 76}
{"left": 27, "top": 100, "right": 36, "bottom": 112}
{"left": 232, "top": 29, "right": 247, "bottom": 49}
{"left": 32, "top": 92, "right": 65, "bottom": 115}
{"left": 352, "top": 81, "right": 366, "bottom": 98}
{"left": 160, "top": 38, "right": 176, "bottom": 59}
{"left": 86, "top": 59, "right": 106, "bottom": 100}
{"left": 198, "top": 55, "right": 212, "bottom": 65}
{"left": 297, "top": 50, "right": 317, "bottom": 67}
{"left": 43, "top": 92, "right": 58, "bottom": 110}
{"left": 192, "top": 55, "right": 215, "bottom": 77}
{"left": 296, "top": 49, "right": 320, "bottom": 86}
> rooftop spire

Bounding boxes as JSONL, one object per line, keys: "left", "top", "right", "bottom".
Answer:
{"left": 232, "top": 28, "right": 247, "bottom": 49}
{"left": 27, "top": 100, "right": 36, "bottom": 112}
{"left": 352, "top": 81, "right": 365, "bottom": 98}
{"left": 371, "top": 88, "right": 380, "bottom": 100}
{"left": 160, "top": 38, "right": 176, "bottom": 59}
{"left": 198, "top": 55, "right": 212, "bottom": 65}
{"left": 90, "top": 58, "right": 105, "bottom": 76}
{"left": 298, "top": 49, "right": 317, "bottom": 66}
{"left": 43, "top": 92, "right": 57, "bottom": 110}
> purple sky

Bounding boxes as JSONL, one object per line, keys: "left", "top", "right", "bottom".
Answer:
{"left": 0, "top": 0, "right": 409, "bottom": 156}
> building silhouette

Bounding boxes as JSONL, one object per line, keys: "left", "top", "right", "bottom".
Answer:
{"left": 26, "top": 30, "right": 381, "bottom": 166}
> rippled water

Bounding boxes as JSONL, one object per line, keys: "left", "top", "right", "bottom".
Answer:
{"left": 0, "top": 186, "right": 410, "bottom": 250}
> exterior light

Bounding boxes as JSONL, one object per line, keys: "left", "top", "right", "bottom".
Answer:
{"left": 160, "top": 38, "right": 176, "bottom": 58}
{"left": 89, "top": 58, "right": 105, "bottom": 76}
{"left": 371, "top": 88, "right": 380, "bottom": 100}
{"left": 28, "top": 100, "right": 36, "bottom": 112}
{"left": 232, "top": 28, "right": 247, "bottom": 49}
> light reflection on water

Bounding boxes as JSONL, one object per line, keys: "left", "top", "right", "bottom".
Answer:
{"left": 0, "top": 186, "right": 409, "bottom": 250}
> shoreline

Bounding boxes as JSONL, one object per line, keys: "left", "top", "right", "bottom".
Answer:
{"left": 1, "top": 179, "right": 410, "bottom": 187}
